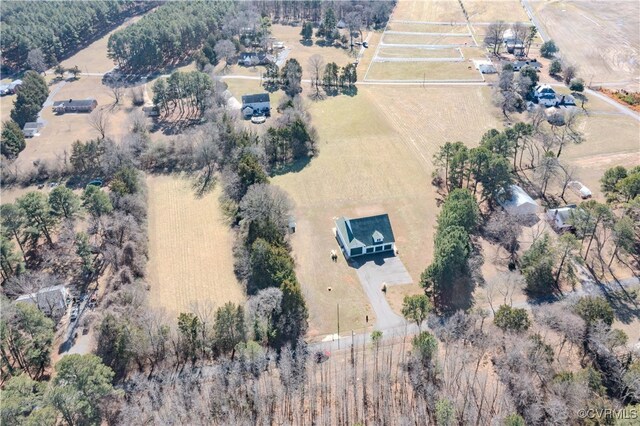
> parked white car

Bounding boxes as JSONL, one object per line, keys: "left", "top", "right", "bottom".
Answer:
{"left": 568, "top": 181, "right": 592, "bottom": 199}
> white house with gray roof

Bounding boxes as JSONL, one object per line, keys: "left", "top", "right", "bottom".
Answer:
{"left": 335, "top": 214, "right": 396, "bottom": 258}
{"left": 241, "top": 93, "right": 270, "bottom": 118}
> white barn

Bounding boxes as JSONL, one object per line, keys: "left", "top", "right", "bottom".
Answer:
{"left": 498, "top": 185, "right": 539, "bottom": 216}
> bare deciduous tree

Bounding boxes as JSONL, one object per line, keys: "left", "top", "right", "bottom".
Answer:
{"left": 307, "top": 54, "right": 326, "bottom": 100}
{"left": 89, "top": 107, "right": 111, "bottom": 139}
{"left": 109, "top": 84, "right": 125, "bottom": 107}
{"left": 27, "top": 48, "right": 47, "bottom": 74}
{"left": 484, "top": 21, "right": 508, "bottom": 55}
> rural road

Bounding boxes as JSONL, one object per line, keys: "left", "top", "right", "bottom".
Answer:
{"left": 520, "top": 0, "right": 549, "bottom": 42}
{"left": 584, "top": 88, "right": 640, "bottom": 122}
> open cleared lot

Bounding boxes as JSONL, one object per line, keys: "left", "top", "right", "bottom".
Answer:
{"left": 365, "top": 60, "right": 482, "bottom": 81}
{"left": 377, "top": 47, "right": 462, "bottom": 59}
{"left": 383, "top": 33, "right": 475, "bottom": 46}
{"left": 225, "top": 79, "right": 504, "bottom": 336}
{"left": 392, "top": 1, "right": 467, "bottom": 22}
{"left": 463, "top": 0, "right": 531, "bottom": 22}
{"left": 531, "top": 0, "right": 640, "bottom": 89}
{"left": 387, "top": 22, "right": 470, "bottom": 33}
{"left": 146, "top": 174, "right": 244, "bottom": 315}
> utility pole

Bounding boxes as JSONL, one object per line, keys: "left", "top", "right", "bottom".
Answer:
{"left": 337, "top": 303, "right": 340, "bottom": 349}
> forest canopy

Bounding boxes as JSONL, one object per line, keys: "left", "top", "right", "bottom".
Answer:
{"left": 0, "top": 1, "right": 154, "bottom": 72}
{"left": 107, "top": 1, "right": 234, "bottom": 71}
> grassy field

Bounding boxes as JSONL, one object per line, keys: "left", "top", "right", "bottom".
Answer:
{"left": 225, "top": 78, "right": 504, "bottom": 336}
{"left": 383, "top": 33, "right": 475, "bottom": 46}
{"left": 392, "top": 0, "right": 467, "bottom": 22}
{"left": 146, "top": 174, "right": 244, "bottom": 315}
{"left": 365, "top": 60, "right": 483, "bottom": 81}
{"left": 531, "top": 0, "right": 640, "bottom": 90}
{"left": 1, "top": 93, "right": 16, "bottom": 123}
{"left": 377, "top": 47, "right": 462, "bottom": 59}
{"left": 464, "top": 0, "right": 531, "bottom": 22}
{"left": 387, "top": 22, "right": 470, "bottom": 33}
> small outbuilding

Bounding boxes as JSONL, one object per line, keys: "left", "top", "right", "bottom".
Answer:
{"left": 335, "top": 214, "right": 396, "bottom": 258}
{"left": 479, "top": 64, "right": 497, "bottom": 74}
{"left": 53, "top": 99, "right": 98, "bottom": 114}
{"left": 16, "top": 285, "right": 69, "bottom": 318}
{"left": 241, "top": 93, "right": 270, "bottom": 119}
{"left": 22, "top": 122, "right": 41, "bottom": 137}
{"left": 547, "top": 205, "right": 576, "bottom": 232}
{"left": 498, "top": 185, "right": 539, "bottom": 216}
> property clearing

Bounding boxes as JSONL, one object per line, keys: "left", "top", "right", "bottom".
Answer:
{"left": 224, "top": 78, "right": 504, "bottom": 337}
{"left": 146, "top": 174, "right": 244, "bottom": 315}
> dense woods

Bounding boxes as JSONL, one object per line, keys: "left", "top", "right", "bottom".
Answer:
{"left": 108, "top": 1, "right": 234, "bottom": 71}
{"left": 0, "top": 1, "right": 154, "bottom": 72}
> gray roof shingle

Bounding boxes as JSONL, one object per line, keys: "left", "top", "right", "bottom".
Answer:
{"left": 336, "top": 214, "right": 395, "bottom": 250}
{"left": 242, "top": 93, "right": 270, "bottom": 105}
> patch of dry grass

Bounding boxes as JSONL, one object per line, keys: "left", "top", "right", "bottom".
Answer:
{"left": 365, "top": 60, "right": 482, "bottom": 80}
{"left": 387, "top": 22, "right": 470, "bottom": 33}
{"left": 146, "top": 174, "right": 244, "bottom": 315}
{"left": 464, "top": 0, "right": 531, "bottom": 22}
{"left": 377, "top": 47, "right": 462, "bottom": 59}
{"left": 531, "top": 0, "right": 640, "bottom": 90}
{"left": 383, "top": 33, "right": 475, "bottom": 46}
{"left": 392, "top": 0, "right": 467, "bottom": 22}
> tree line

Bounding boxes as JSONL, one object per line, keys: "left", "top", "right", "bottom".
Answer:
{"left": 107, "top": 1, "right": 233, "bottom": 71}
{"left": 0, "top": 1, "right": 154, "bottom": 72}
{"left": 255, "top": 0, "right": 393, "bottom": 30}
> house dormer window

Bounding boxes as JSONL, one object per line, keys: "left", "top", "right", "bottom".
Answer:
{"left": 372, "top": 230, "right": 384, "bottom": 244}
